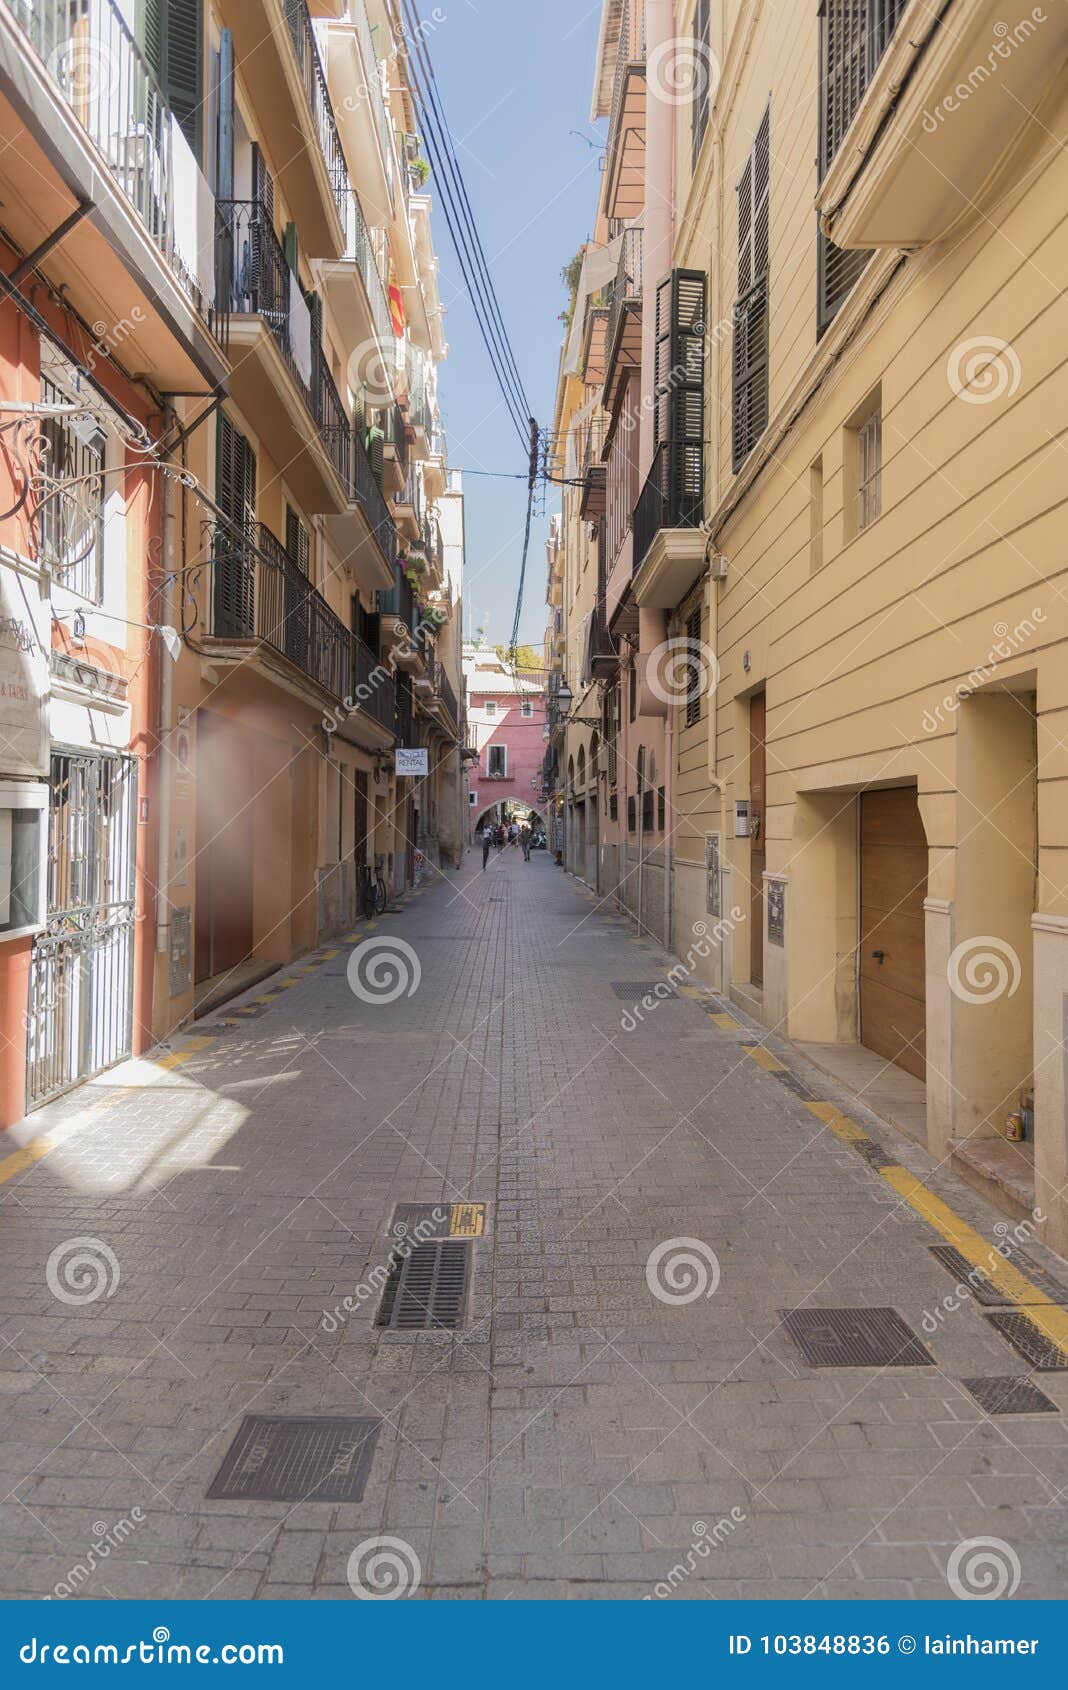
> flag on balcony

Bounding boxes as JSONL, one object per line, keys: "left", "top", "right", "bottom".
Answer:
{"left": 389, "top": 261, "right": 406, "bottom": 337}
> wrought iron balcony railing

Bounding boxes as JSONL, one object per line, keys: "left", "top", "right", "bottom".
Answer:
{"left": 436, "top": 665, "right": 459, "bottom": 729}
{"left": 352, "top": 631, "right": 396, "bottom": 733}
{"left": 352, "top": 422, "right": 398, "bottom": 568}
{"left": 217, "top": 199, "right": 314, "bottom": 394}
{"left": 340, "top": 186, "right": 393, "bottom": 352}
{"left": 353, "top": 0, "right": 397, "bottom": 203}
{"left": 632, "top": 441, "right": 704, "bottom": 577}
{"left": 210, "top": 522, "right": 350, "bottom": 700}
{"left": 4, "top": 0, "right": 224, "bottom": 334}
{"left": 283, "top": 0, "right": 349, "bottom": 221}
{"left": 606, "top": 226, "right": 643, "bottom": 361}
{"left": 378, "top": 561, "right": 418, "bottom": 632}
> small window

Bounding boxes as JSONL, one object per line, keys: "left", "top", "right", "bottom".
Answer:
{"left": 521, "top": 700, "right": 533, "bottom": 718}
{"left": 610, "top": 793, "right": 618, "bottom": 822}
{"left": 484, "top": 701, "right": 497, "bottom": 718}
{"left": 487, "top": 744, "right": 507, "bottom": 777}
{"left": 627, "top": 795, "right": 636, "bottom": 833}
{"left": 657, "top": 785, "right": 666, "bottom": 831}
{"left": 857, "top": 410, "right": 882, "bottom": 530}
{"left": 629, "top": 663, "right": 637, "bottom": 723}
{"left": 809, "top": 456, "right": 824, "bottom": 571}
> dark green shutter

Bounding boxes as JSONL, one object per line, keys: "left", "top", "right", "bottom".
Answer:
{"left": 215, "top": 415, "right": 256, "bottom": 637}
{"left": 732, "top": 105, "right": 770, "bottom": 471}
{"left": 138, "top": 0, "right": 202, "bottom": 158}
{"left": 654, "top": 269, "right": 705, "bottom": 525}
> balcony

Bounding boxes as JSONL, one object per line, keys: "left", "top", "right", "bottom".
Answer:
{"left": 603, "top": 226, "right": 643, "bottom": 418}
{"left": 217, "top": 200, "right": 350, "bottom": 514}
{"left": 580, "top": 292, "right": 611, "bottom": 387}
{"left": 326, "top": 411, "right": 398, "bottom": 592}
{"left": 216, "top": 0, "right": 347, "bottom": 257}
{"left": 321, "top": 189, "right": 394, "bottom": 385}
{"left": 631, "top": 442, "right": 706, "bottom": 608}
{"left": 381, "top": 402, "right": 410, "bottom": 496}
{"left": 409, "top": 515, "right": 444, "bottom": 590}
{"left": 0, "top": 0, "right": 228, "bottom": 389}
{"left": 407, "top": 344, "right": 433, "bottom": 447}
{"left": 817, "top": 0, "right": 1068, "bottom": 251}
{"left": 579, "top": 412, "right": 609, "bottom": 519}
{"left": 393, "top": 464, "right": 423, "bottom": 543}
{"left": 588, "top": 602, "right": 620, "bottom": 681}
{"left": 422, "top": 422, "right": 447, "bottom": 500}
{"left": 378, "top": 562, "right": 424, "bottom": 672}
{"left": 602, "top": 0, "right": 646, "bottom": 222}
{"left": 323, "top": 0, "right": 397, "bottom": 227}
{"left": 337, "top": 633, "right": 396, "bottom": 751}
{"left": 205, "top": 522, "right": 353, "bottom": 705}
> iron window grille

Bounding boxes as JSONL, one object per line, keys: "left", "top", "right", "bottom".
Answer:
{"left": 37, "top": 376, "right": 106, "bottom": 603}
{"left": 685, "top": 606, "right": 703, "bottom": 727}
{"left": 732, "top": 106, "right": 770, "bottom": 471}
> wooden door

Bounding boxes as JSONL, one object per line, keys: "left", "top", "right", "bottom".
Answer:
{"left": 194, "top": 711, "right": 255, "bottom": 983}
{"left": 353, "top": 771, "right": 369, "bottom": 871}
{"left": 860, "top": 788, "right": 927, "bottom": 1080}
{"left": 749, "top": 692, "right": 766, "bottom": 986}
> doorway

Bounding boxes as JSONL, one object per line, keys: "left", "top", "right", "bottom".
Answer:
{"left": 749, "top": 692, "right": 766, "bottom": 986}
{"left": 859, "top": 787, "right": 927, "bottom": 1080}
{"left": 195, "top": 711, "right": 255, "bottom": 983}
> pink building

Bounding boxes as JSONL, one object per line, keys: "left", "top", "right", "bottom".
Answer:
{"left": 463, "top": 646, "right": 547, "bottom": 836}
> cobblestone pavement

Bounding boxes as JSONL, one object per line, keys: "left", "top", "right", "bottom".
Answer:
{"left": 3, "top": 850, "right": 1068, "bottom": 1601}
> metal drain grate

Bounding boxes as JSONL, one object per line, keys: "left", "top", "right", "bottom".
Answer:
{"left": 930, "top": 1245, "right": 1010, "bottom": 1306}
{"left": 782, "top": 1307, "right": 932, "bottom": 1368}
{"left": 984, "top": 1311, "right": 1068, "bottom": 1371}
{"left": 207, "top": 1415, "right": 380, "bottom": 1502}
{"left": 961, "top": 1376, "right": 1058, "bottom": 1415}
{"left": 610, "top": 982, "right": 679, "bottom": 999}
{"left": 376, "top": 1240, "right": 472, "bottom": 1330}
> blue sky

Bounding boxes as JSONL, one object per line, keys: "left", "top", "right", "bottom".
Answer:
{"left": 425, "top": 0, "right": 604, "bottom": 652}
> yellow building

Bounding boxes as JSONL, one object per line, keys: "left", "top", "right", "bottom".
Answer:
{"left": 629, "top": 0, "right": 1068, "bottom": 1248}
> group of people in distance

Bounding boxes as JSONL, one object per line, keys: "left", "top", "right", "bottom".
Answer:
{"left": 479, "top": 816, "right": 544, "bottom": 868}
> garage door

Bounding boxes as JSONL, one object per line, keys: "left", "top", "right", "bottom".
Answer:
{"left": 860, "top": 788, "right": 927, "bottom": 1081}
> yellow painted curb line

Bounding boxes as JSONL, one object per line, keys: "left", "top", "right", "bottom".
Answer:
{"left": 156, "top": 1035, "right": 216, "bottom": 1071}
{"left": 677, "top": 984, "right": 702, "bottom": 999}
{"left": 805, "top": 1100, "right": 871, "bottom": 1145}
{"left": 0, "top": 1138, "right": 53, "bottom": 1184}
{"left": 711, "top": 1013, "right": 740, "bottom": 1031}
{"left": 881, "top": 1164, "right": 1068, "bottom": 1359}
{"left": 743, "top": 1044, "right": 785, "bottom": 1073}
{"left": 320, "top": 949, "right": 340, "bottom": 960}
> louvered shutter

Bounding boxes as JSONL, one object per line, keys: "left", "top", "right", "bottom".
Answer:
{"left": 138, "top": 0, "right": 201, "bottom": 157}
{"left": 691, "top": 0, "right": 712, "bottom": 172}
{"left": 214, "top": 415, "right": 256, "bottom": 638}
{"left": 685, "top": 606, "right": 703, "bottom": 727}
{"left": 816, "top": 1, "right": 908, "bottom": 334}
{"left": 654, "top": 270, "right": 705, "bottom": 525}
{"left": 732, "top": 105, "right": 770, "bottom": 470}
{"left": 286, "top": 506, "right": 310, "bottom": 577}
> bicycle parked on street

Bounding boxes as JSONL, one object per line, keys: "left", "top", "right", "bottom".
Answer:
{"left": 358, "top": 857, "right": 388, "bottom": 919}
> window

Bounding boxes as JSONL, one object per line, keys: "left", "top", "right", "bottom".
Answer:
{"left": 629, "top": 662, "right": 637, "bottom": 723}
{"left": 610, "top": 793, "right": 618, "bottom": 823}
{"left": 691, "top": 0, "right": 712, "bottom": 172}
{"left": 857, "top": 409, "right": 882, "bottom": 529}
{"left": 642, "top": 788, "right": 654, "bottom": 832}
{"left": 285, "top": 504, "right": 310, "bottom": 576}
{"left": 521, "top": 700, "right": 533, "bottom": 718}
{"left": 484, "top": 701, "right": 497, "bottom": 718}
{"left": 652, "top": 270, "right": 706, "bottom": 532}
{"left": 809, "top": 456, "right": 825, "bottom": 571}
{"left": 487, "top": 745, "right": 507, "bottom": 777}
{"left": 657, "top": 786, "right": 666, "bottom": 831}
{"left": 38, "top": 375, "right": 106, "bottom": 604}
{"left": 732, "top": 106, "right": 770, "bottom": 471}
{"left": 606, "top": 686, "right": 619, "bottom": 787}
{"left": 817, "top": 2, "right": 909, "bottom": 334}
{"left": 140, "top": 0, "right": 203, "bottom": 157}
{"left": 685, "top": 605, "right": 703, "bottom": 728}
{"left": 627, "top": 795, "right": 636, "bottom": 833}
{"left": 214, "top": 414, "right": 257, "bottom": 638}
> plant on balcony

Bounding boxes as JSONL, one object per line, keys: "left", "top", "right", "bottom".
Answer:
{"left": 410, "top": 156, "right": 431, "bottom": 188}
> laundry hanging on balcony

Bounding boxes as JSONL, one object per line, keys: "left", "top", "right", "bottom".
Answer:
{"left": 288, "top": 270, "right": 313, "bottom": 387}
{"left": 389, "top": 260, "right": 406, "bottom": 338}
{"left": 169, "top": 118, "right": 216, "bottom": 307}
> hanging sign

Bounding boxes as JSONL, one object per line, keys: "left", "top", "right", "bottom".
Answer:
{"left": 395, "top": 747, "right": 429, "bottom": 777}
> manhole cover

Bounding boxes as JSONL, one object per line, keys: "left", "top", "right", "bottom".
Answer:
{"left": 961, "top": 1376, "right": 1058, "bottom": 1415}
{"left": 390, "top": 1202, "right": 486, "bottom": 1241}
{"left": 984, "top": 1311, "right": 1068, "bottom": 1370}
{"left": 610, "top": 982, "right": 679, "bottom": 999}
{"left": 376, "top": 1240, "right": 472, "bottom": 1330}
{"left": 207, "top": 1415, "right": 380, "bottom": 1502}
{"left": 930, "top": 1245, "right": 1010, "bottom": 1306}
{"left": 782, "top": 1307, "right": 932, "bottom": 1368}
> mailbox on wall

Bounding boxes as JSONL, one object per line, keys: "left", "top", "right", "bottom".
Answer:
{"left": 0, "top": 780, "right": 48, "bottom": 941}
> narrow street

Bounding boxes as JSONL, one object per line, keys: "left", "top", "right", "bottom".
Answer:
{"left": 2, "top": 852, "right": 1067, "bottom": 1601}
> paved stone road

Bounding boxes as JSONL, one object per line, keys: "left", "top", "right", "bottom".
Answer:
{"left": 2, "top": 850, "right": 1068, "bottom": 1600}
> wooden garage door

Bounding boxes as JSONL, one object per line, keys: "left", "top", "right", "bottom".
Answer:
{"left": 860, "top": 788, "right": 927, "bottom": 1081}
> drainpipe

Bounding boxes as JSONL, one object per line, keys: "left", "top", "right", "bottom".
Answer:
{"left": 154, "top": 466, "right": 176, "bottom": 958}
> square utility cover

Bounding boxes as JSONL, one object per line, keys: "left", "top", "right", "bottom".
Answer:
{"left": 782, "top": 1307, "right": 932, "bottom": 1368}
{"left": 389, "top": 1202, "right": 486, "bottom": 1241}
{"left": 207, "top": 1415, "right": 380, "bottom": 1503}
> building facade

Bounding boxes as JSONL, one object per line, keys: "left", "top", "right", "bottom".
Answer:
{"left": 550, "top": 0, "right": 1068, "bottom": 1253}
{"left": 463, "top": 645, "right": 547, "bottom": 840}
{"left": 0, "top": 0, "right": 465, "bottom": 1124}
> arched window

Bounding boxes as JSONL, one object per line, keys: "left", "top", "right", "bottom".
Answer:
{"left": 589, "top": 731, "right": 599, "bottom": 778}
{"left": 577, "top": 745, "right": 586, "bottom": 788}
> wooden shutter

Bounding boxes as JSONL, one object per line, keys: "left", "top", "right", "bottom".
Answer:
{"left": 691, "top": 0, "right": 711, "bottom": 172}
{"left": 654, "top": 269, "right": 706, "bottom": 525}
{"left": 732, "top": 105, "right": 770, "bottom": 470}
{"left": 685, "top": 606, "right": 703, "bottom": 727}
{"left": 285, "top": 506, "right": 310, "bottom": 577}
{"left": 139, "top": 0, "right": 201, "bottom": 157}
{"left": 214, "top": 415, "right": 256, "bottom": 637}
{"left": 252, "top": 145, "right": 274, "bottom": 221}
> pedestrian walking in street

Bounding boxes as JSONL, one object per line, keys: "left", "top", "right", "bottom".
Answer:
{"left": 521, "top": 824, "right": 532, "bottom": 862}
{"left": 495, "top": 824, "right": 505, "bottom": 850}
{"left": 509, "top": 821, "right": 519, "bottom": 848}
{"left": 481, "top": 823, "right": 492, "bottom": 870}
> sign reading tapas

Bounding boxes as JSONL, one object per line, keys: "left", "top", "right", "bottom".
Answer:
{"left": 395, "top": 747, "right": 429, "bottom": 777}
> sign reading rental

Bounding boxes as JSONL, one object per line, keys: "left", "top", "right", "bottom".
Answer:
{"left": 395, "top": 747, "right": 429, "bottom": 777}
